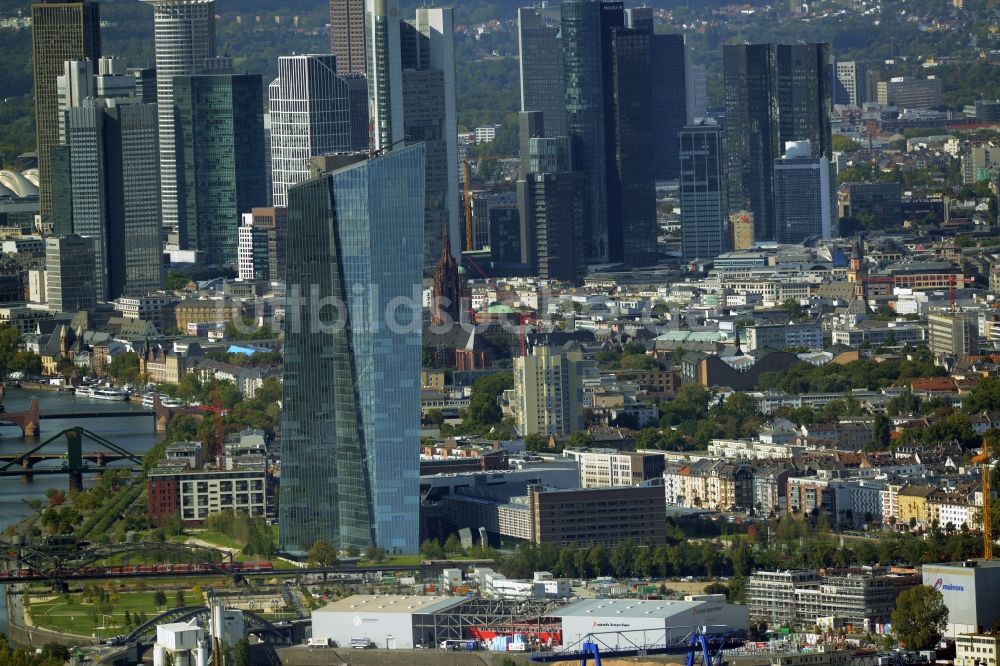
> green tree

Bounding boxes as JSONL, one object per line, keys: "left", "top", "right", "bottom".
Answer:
{"left": 465, "top": 372, "right": 514, "bottom": 427}
{"left": 872, "top": 412, "right": 892, "bottom": 449}
{"left": 307, "top": 539, "right": 339, "bottom": 567}
{"left": 153, "top": 590, "right": 167, "bottom": 609}
{"left": 175, "top": 373, "right": 203, "bottom": 403}
{"left": 420, "top": 539, "right": 445, "bottom": 559}
{"left": 891, "top": 585, "right": 948, "bottom": 649}
{"left": 165, "top": 271, "right": 193, "bottom": 291}
{"left": 107, "top": 352, "right": 140, "bottom": 384}
{"left": 364, "top": 544, "right": 387, "bottom": 563}
{"left": 0, "top": 324, "right": 21, "bottom": 377}
{"left": 8, "top": 350, "right": 42, "bottom": 376}
{"left": 965, "top": 376, "right": 1000, "bottom": 413}
{"left": 444, "top": 534, "right": 464, "bottom": 555}
{"left": 232, "top": 638, "right": 251, "bottom": 666}
{"left": 175, "top": 589, "right": 186, "bottom": 608}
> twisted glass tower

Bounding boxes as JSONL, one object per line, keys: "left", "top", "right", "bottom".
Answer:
{"left": 280, "top": 145, "right": 424, "bottom": 555}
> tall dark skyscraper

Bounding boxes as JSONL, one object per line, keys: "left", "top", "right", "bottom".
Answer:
{"left": 679, "top": 121, "right": 726, "bottom": 261}
{"left": 330, "top": 0, "right": 366, "bottom": 74}
{"left": 609, "top": 26, "right": 656, "bottom": 266}
{"left": 561, "top": 0, "right": 617, "bottom": 263}
{"left": 281, "top": 145, "right": 424, "bottom": 555}
{"left": 560, "top": 0, "right": 657, "bottom": 266}
{"left": 173, "top": 73, "right": 268, "bottom": 265}
{"left": 31, "top": 0, "right": 101, "bottom": 217}
{"left": 517, "top": 7, "right": 566, "bottom": 138}
{"left": 626, "top": 8, "right": 691, "bottom": 182}
{"left": 724, "top": 42, "right": 832, "bottom": 242}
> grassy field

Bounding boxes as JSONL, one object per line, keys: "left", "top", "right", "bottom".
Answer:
{"left": 27, "top": 589, "right": 202, "bottom": 637}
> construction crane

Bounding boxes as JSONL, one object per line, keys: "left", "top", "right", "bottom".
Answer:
{"left": 462, "top": 156, "right": 502, "bottom": 252}
{"left": 973, "top": 439, "right": 993, "bottom": 559}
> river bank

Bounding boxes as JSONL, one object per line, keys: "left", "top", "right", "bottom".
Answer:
{"left": 0, "top": 387, "right": 163, "bottom": 640}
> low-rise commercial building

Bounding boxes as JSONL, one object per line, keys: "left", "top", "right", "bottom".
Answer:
{"left": 922, "top": 560, "right": 1000, "bottom": 638}
{"left": 563, "top": 447, "right": 665, "bottom": 488}
{"left": 956, "top": 633, "right": 1000, "bottom": 666}
{"left": 529, "top": 485, "right": 667, "bottom": 548}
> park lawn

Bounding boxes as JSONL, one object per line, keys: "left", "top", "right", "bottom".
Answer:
{"left": 27, "top": 589, "right": 202, "bottom": 637}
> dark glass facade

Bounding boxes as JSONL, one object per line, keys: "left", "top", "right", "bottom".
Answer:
{"left": 561, "top": 0, "right": 619, "bottom": 262}
{"left": 173, "top": 74, "right": 268, "bottom": 265}
{"left": 517, "top": 7, "right": 565, "bottom": 137}
{"left": 609, "top": 26, "right": 656, "bottom": 266}
{"left": 31, "top": 0, "right": 101, "bottom": 216}
{"left": 679, "top": 122, "right": 725, "bottom": 261}
{"left": 280, "top": 145, "right": 424, "bottom": 555}
{"left": 651, "top": 34, "right": 689, "bottom": 182}
{"left": 724, "top": 42, "right": 832, "bottom": 242}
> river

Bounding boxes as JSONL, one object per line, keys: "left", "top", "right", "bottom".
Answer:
{"left": 0, "top": 387, "right": 163, "bottom": 635}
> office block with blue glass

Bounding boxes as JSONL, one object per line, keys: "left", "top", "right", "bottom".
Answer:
{"left": 280, "top": 145, "right": 424, "bottom": 555}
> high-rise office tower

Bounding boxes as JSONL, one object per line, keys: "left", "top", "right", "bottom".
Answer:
{"left": 366, "top": 0, "right": 459, "bottom": 264}
{"left": 45, "top": 235, "right": 96, "bottom": 312}
{"left": 561, "top": 0, "right": 618, "bottom": 263}
{"left": 517, "top": 7, "right": 565, "bottom": 138}
{"left": 608, "top": 25, "right": 657, "bottom": 266}
{"left": 835, "top": 60, "right": 881, "bottom": 107}
{"left": 269, "top": 54, "right": 368, "bottom": 208}
{"left": 519, "top": 136, "right": 586, "bottom": 282}
{"left": 173, "top": 73, "right": 268, "bottom": 265}
{"left": 724, "top": 42, "right": 832, "bottom": 242}
{"left": 329, "top": 0, "right": 366, "bottom": 74}
{"left": 679, "top": 121, "right": 726, "bottom": 261}
{"left": 145, "top": 0, "right": 216, "bottom": 240}
{"left": 625, "top": 8, "right": 692, "bottom": 182}
{"left": 365, "top": 0, "right": 403, "bottom": 152}
{"left": 31, "top": 0, "right": 101, "bottom": 216}
{"left": 57, "top": 58, "right": 163, "bottom": 299}
{"left": 246, "top": 207, "right": 287, "bottom": 283}
{"left": 281, "top": 144, "right": 424, "bottom": 555}
{"left": 773, "top": 140, "right": 835, "bottom": 244}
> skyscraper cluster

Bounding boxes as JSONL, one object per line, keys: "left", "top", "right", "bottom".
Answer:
{"left": 516, "top": 1, "right": 690, "bottom": 274}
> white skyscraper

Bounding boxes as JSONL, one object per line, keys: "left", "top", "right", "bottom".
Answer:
{"left": 268, "top": 54, "right": 362, "bottom": 207}
{"left": 773, "top": 140, "right": 835, "bottom": 244}
{"left": 145, "top": 0, "right": 216, "bottom": 241}
{"left": 365, "top": 0, "right": 403, "bottom": 152}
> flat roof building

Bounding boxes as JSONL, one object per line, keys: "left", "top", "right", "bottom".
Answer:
{"left": 922, "top": 560, "right": 1000, "bottom": 638}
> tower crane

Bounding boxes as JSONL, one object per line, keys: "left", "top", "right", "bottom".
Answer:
{"left": 973, "top": 439, "right": 993, "bottom": 559}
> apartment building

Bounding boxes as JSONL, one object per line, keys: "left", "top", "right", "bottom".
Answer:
{"left": 747, "top": 567, "right": 920, "bottom": 628}
{"left": 564, "top": 447, "right": 665, "bottom": 488}
{"left": 663, "top": 459, "right": 753, "bottom": 510}
{"left": 956, "top": 634, "right": 1000, "bottom": 666}
{"left": 148, "top": 456, "right": 270, "bottom": 525}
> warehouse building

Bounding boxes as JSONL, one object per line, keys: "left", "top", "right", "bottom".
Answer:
{"left": 311, "top": 595, "right": 469, "bottom": 649}
{"left": 556, "top": 597, "right": 749, "bottom": 651}
{"left": 922, "top": 560, "right": 1000, "bottom": 638}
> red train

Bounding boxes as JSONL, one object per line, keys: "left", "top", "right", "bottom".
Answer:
{"left": 5, "top": 561, "right": 273, "bottom": 579}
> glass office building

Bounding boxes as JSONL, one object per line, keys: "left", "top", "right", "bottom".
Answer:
{"left": 679, "top": 122, "right": 726, "bottom": 261}
{"left": 724, "top": 42, "right": 832, "bottom": 242}
{"left": 280, "top": 145, "right": 424, "bottom": 555}
{"left": 173, "top": 73, "right": 267, "bottom": 265}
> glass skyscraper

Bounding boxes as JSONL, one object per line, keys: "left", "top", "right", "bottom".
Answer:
{"left": 561, "top": 0, "right": 618, "bottom": 263}
{"left": 145, "top": 0, "right": 216, "bottom": 242}
{"left": 679, "top": 121, "right": 726, "bottom": 261}
{"left": 724, "top": 42, "right": 832, "bottom": 242}
{"left": 31, "top": 0, "right": 101, "bottom": 216}
{"left": 280, "top": 145, "right": 424, "bottom": 555}
{"left": 173, "top": 73, "right": 268, "bottom": 265}
{"left": 517, "top": 7, "right": 565, "bottom": 138}
{"left": 269, "top": 54, "right": 366, "bottom": 208}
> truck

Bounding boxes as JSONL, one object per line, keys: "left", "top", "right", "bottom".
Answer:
{"left": 308, "top": 637, "right": 332, "bottom": 648}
